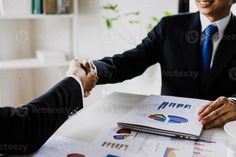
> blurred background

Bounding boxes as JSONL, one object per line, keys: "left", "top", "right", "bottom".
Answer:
{"left": 0, "top": 0, "right": 235, "bottom": 107}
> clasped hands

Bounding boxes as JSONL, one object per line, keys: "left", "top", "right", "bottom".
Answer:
{"left": 66, "top": 59, "right": 236, "bottom": 129}
{"left": 66, "top": 59, "right": 98, "bottom": 97}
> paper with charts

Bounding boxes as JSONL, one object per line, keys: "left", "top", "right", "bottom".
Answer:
{"left": 93, "top": 126, "right": 227, "bottom": 157}
{"left": 118, "top": 95, "right": 210, "bottom": 140}
{"left": 33, "top": 136, "right": 144, "bottom": 157}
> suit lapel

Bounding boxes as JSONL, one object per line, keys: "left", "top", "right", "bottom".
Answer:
{"left": 203, "top": 14, "right": 236, "bottom": 92}
{"left": 181, "top": 12, "right": 201, "bottom": 73}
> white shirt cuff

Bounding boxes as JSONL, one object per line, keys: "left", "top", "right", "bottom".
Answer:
{"left": 228, "top": 97, "right": 236, "bottom": 103}
{"left": 91, "top": 61, "right": 97, "bottom": 74}
{"left": 67, "top": 74, "right": 84, "bottom": 98}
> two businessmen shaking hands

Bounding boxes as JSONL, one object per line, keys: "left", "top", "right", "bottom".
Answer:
{"left": 1, "top": 0, "right": 236, "bottom": 155}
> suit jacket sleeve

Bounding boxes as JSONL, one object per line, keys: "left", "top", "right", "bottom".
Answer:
{"left": 0, "top": 77, "right": 83, "bottom": 155}
{"left": 93, "top": 18, "right": 166, "bottom": 84}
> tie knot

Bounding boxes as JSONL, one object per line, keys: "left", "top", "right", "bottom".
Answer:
{"left": 204, "top": 24, "right": 218, "bottom": 38}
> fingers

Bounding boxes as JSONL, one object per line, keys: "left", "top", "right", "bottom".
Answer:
{"left": 67, "top": 59, "right": 98, "bottom": 97}
{"left": 198, "top": 97, "right": 226, "bottom": 121}
{"left": 85, "top": 71, "right": 98, "bottom": 91}
{"left": 198, "top": 97, "right": 236, "bottom": 130}
{"left": 84, "top": 91, "right": 91, "bottom": 98}
{"left": 204, "top": 111, "right": 235, "bottom": 129}
{"left": 200, "top": 105, "right": 228, "bottom": 125}
{"left": 82, "top": 59, "right": 92, "bottom": 74}
{"left": 67, "top": 59, "right": 85, "bottom": 77}
{"left": 198, "top": 101, "right": 212, "bottom": 116}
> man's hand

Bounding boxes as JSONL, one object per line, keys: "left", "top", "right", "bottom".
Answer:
{"left": 198, "top": 96, "right": 236, "bottom": 129}
{"left": 66, "top": 59, "right": 98, "bottom": 97}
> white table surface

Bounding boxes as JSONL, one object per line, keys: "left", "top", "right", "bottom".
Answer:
{"left": 55, "top": 92, "right": 147, "bottom": 142}
{"left": 55, "top": 92, "right": 228, "bottom": 144}
{"left": 9, "top": 92, "right": 232, "bottom": 157}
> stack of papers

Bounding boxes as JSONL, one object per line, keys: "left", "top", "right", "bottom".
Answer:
{"left": 118, "top": 95, "right": 210, "bottom": 140}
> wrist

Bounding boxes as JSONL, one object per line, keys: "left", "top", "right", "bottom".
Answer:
{"left": 66, "top": 73, "right": 85, "bottom": 98}
{"left": 90, "top": 61, "right": 98, "bottom": 83}
{"left": 228, "top": 97, "right": 236, "bottom": 103}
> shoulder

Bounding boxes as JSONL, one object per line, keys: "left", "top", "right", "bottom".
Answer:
{"left": 161, "top": 12, "right": 199, "bottom": 25}
{"left": 149, "top": 12, "right": 200, "bottom": 42}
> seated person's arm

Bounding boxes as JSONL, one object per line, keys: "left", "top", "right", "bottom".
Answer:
{"left": 0, "top": 59, "right": 97, "bottom": 155}
{"left": 198, "top": 96, "right": 236, "bottom": 129}
{"left": 92, "top": 18, "right": 166, "bottom": 84}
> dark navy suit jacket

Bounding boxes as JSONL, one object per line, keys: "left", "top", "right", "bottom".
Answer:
{"left": 94, "top": 12, "right": 236, "bottom": 100}
{"left": 0, "top": 77, "right": 83, "bottom": 154}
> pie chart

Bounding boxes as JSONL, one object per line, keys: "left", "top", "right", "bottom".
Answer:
{"left": 148, "top": 114, "right": 166, "bottom": 122}
{"left": 148, "top": 114, "right": 188, "bottom": 124}
{"left": 168, "top": 115, "right": 188, "bottom": 123}
{"left": 117, "top": 128, "right": 131, "bottom": 134}
{"left": 164, "top": 148, "right": 176, "bottom": 157}
{"left": 106, "top": 154, "right": 120, "bottom": 157}
{"left": 113, "top": 128, "right": 132, "bottom": 140}
{"left": 67, "top": 153, "right": 85, "bottom": 157}
{"left": 113, "top": 135, "right": 130, "bottom": 140}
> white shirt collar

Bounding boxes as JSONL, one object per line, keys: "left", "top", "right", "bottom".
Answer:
{"left": 200, "top": 13, "right": 231, "bottom": 38}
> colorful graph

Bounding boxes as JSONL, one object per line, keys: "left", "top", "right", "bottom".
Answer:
{"left": 164, "top": 148, "right": 177, "bottom": 157}
{"left": 148, "top": 114, "right": 166, "bottom": 122}
{"left": 168, "top": 115, "right": 188, "bottom": 123}
{"left": 148, "top": 114, "right": 188, "bottom": 124}
{"left": 113, "top": 128, "right": 132, "bottom": 140}
{"left": 67, "top": 153, "right": 85, "bottom": 157}
{"left": 101, "top": 141, "right": 129, "bottom": 151}
{"left": 113, "top": 135, "right": 130, "bottom": 140}
{"left": 106, "top": 154, "right": 120, "bottom": 157}
{"left": 193, "top": 141, "right": 214, "bottom": 157}
{"left": 117, "top": 128, "right": 131, "bottom": 134}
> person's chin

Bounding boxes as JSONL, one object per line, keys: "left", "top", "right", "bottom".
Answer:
{"left": 199, "top": 8, "right": 213, "bottom": 15}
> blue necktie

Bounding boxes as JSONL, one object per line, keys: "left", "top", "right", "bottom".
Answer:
{"left": 201, "top": 24, "right": 218, "bottom": 79}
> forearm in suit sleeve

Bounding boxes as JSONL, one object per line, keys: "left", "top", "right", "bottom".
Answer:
{"left": 229, "top": 93, "right": 236, "bottom": 102}
{"left": 230, "top": 93, "right": 236, "bottom": 98}
{"left": 0, "top": 77, "right": 83, "bottom": 155}
{"left": 93, "top": 18, "right": 166, "bottom": 84}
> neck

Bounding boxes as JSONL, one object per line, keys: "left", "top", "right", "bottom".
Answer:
{"left": 205, "top": 11, "right": 230, "bottom": 22}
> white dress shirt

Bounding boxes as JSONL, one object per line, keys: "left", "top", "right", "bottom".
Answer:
{"left": 200, "top": 13, "right": 231, "bottom": 67}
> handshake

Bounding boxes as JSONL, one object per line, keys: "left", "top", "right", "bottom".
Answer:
{"left": 66, "top": 59, "right": 98, "bottom": 97}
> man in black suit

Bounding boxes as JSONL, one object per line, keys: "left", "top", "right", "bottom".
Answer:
{"left": 81, "top": 0, "right": 236, "bottom": 130}
{"left": 0, "top": 59, "right": 97, "bottom": 155}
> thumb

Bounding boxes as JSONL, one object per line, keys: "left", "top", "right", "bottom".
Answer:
{"left": 82, "top": 60, "right": 91, "bottom": 74}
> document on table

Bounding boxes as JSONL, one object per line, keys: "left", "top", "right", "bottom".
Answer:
{"left": 118, "top": 95, "right": 210, "bottom": 140}
{"left": 32, "top": 128, "right": 227, "bottom": 157}
{"left": 33, "top": 136, "right": 144, "bottom": 157}
{"left": 93, "top": 126, "right": 227, "bottom": 157}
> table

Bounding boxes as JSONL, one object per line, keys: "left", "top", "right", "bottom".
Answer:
{"left": 55, "top": 92, "right": 147, "bottom": 142}
{"left": 55, "top": 92, "right": 228, "bottom": 144}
